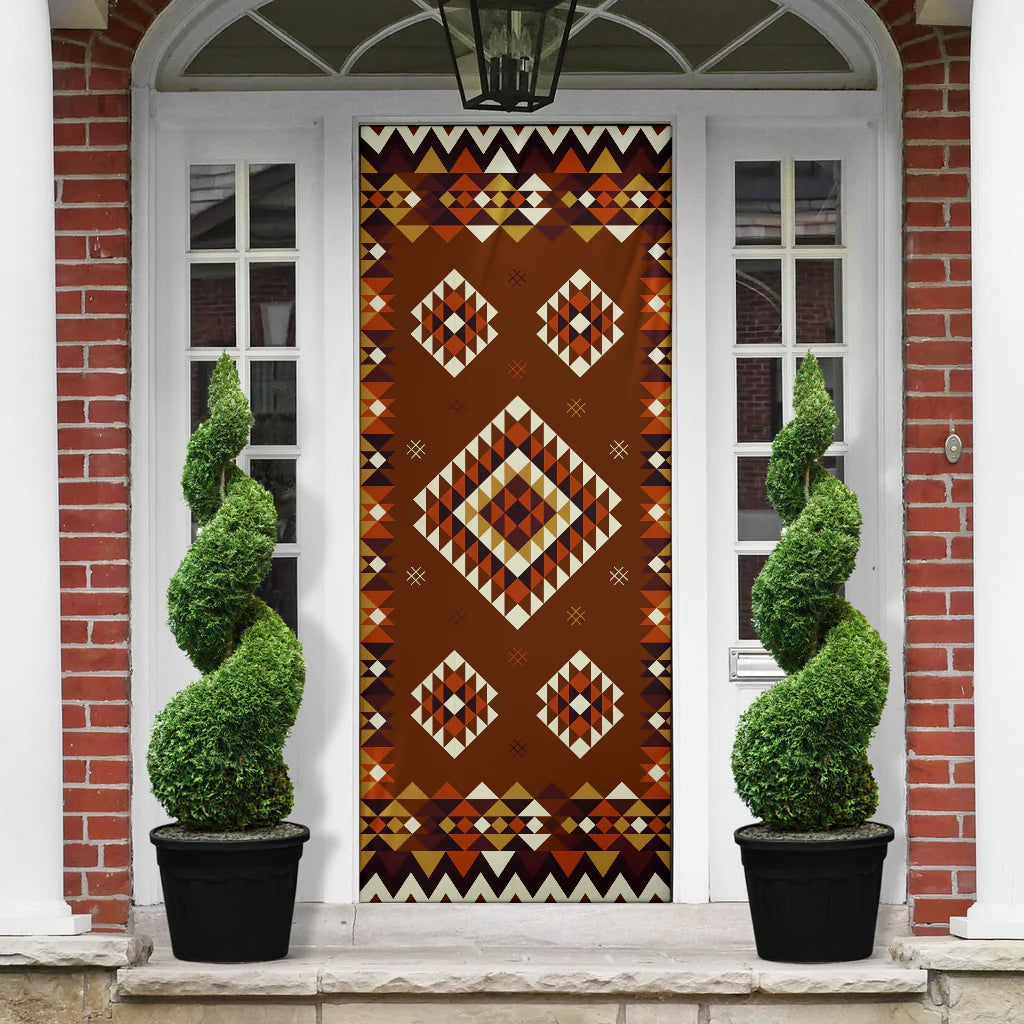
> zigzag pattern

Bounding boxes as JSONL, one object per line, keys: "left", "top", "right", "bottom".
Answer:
{"left": 361, "top": 849, "right": 670, "bottom": 903}
{"left": 360, "top": 125, "right": 671, "bottom": 246}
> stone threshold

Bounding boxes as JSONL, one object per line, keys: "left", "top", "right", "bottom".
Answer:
{"left": 116, "top": 946, "right": 927, "bottom": 1000}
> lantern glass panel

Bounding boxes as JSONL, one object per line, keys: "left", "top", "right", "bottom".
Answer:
{"left": 441, "top": 0, "right": 574, "bottom": 112}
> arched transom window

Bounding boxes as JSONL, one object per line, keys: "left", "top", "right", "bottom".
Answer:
{"left": 154, "top": 0, "right": 878, "bottom": 91}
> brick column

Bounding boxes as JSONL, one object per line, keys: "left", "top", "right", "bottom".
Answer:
{"left": 950, "top": 0, "right": 1024, "bottom": 940}
{"left": 0, "top": 0, "right": 90, "bottom": 935}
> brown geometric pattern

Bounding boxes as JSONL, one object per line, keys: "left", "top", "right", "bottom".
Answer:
{"left": 414, "top": 397, "right": 621, "bottom": 629}
{"left": 360, "top": 125, "right": 672, "bottom": 903}
{"left": 538, "top": 651, "right": 624, "bottom": 757}
{"left": 412, "top": 270, "right": 498, "bottom": 376}
{"left": 538, "top": 270, "right": 623, "bottom": 376}
{"left": 412, "top": 652, "right": 498, "bottom": 758}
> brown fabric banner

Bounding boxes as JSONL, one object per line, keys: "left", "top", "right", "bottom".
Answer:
{"left": 359, "top": 125, "right": 671, "bottom": 901}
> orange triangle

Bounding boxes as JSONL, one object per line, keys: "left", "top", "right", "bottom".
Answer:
{"left": 448, "top": 850, "right": 479, "bottom": 876}
{"left": 552, "top": 850, "right": 585, "bottom": 876}
{"left": 452, "top": 150, "right": 483, "bottom": 173}
{"left": 432, "top": 224, "right": 462, "bottom": 242}
{"left": 556, "top": 150, "right": 587, "bottom": 173}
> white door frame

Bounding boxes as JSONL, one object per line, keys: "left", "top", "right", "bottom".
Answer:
{"left": 130, "top": 85, "right": 903, "bottom": 907}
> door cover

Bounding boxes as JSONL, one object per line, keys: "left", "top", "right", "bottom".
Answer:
{"left": 359, "top": 125, "right": 672, "bottom": 901}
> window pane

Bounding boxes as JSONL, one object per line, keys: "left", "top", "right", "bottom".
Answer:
{"left": 189, "top": 359, "right": 224, "bottom": 434}
{"left": 250, "top": 361, "right": 297, "bottom": 445}
{"left": 797, "top": 355, "right": 844, "bottom": 441}
{"left": 738, "top": 553, "right": 770, "bottom": 640}
{"left": 256, "top": 557, "right": 298, "bottom": 633}
{"left": 737, "top": 357, "right": 783, "bottom": 442}
{"left": 795, "top": 160, "right": 841, "bottom": 246}
{"left": 250, "top": 459, "right": 297, "bottom": 543}
{"left": 249, "top": 164, "right": 296, "bottom": 249}
{"left": 190, "top": 264, "right": 236, "bottom": 349}
{"left": 821, "top": 454, "right": 845, "bottom": 482}
{"left": 796, "top": 260, "right": 843, "bottom": 346}
{"left": 736, "top": 259, "right": 782, "bottom": 346}
{"left": 190, "top": 164, "right": 236, "bottom": 250}
{"left": 738, "top": 457, "right": 781, "bottom": 542}
{"left": 250, "top": 263, "right": 296, "bottom": 348}
{"left": 736, "top": 161, "right": 781, "bottom": 247}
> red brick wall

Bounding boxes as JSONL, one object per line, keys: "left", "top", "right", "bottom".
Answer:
{"left": 51, "top": 0, "right": 974, "bottom": 932}
{"left": 870, "top": 0, "right": 975, "bottom": 935}
{"left": 53, "top": 0, "right": 171, "bottom": 932}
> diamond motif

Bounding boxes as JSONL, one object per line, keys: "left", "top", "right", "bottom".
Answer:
{"left": 412, "top": 270, "right": 498, "bottom": 376}
{"left": 537, "top": 651, "right": 623, "bottom": 757}
{"left": 414, "top": 397, "right": 621, "bottom": 629}
{"left": 538, "top": 270, "right": 623, "bottom": 376}
{"left": 411, "top": 652, "right": 497, "bottom": 758}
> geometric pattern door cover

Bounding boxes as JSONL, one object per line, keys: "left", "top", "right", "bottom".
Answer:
{"left": 359, "top": 125, "right": 671, "bottom": 901}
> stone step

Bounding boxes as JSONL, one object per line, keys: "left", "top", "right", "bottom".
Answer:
{"left": 117, "top": 944, "right": 929, "bottom": 999}
{"left": 109, "top": 945, "right": 933, "bottom": 1023}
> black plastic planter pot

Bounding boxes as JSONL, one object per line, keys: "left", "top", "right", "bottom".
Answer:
{"left": 150, "top": 822, "right": 310, "bottom": 963}
{"left": 734, "top": 822, "right": 894, "bottom": 963}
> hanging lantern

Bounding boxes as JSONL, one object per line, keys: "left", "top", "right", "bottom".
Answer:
{"left": 439, "top": 0, "right": 578, "bottom": 113}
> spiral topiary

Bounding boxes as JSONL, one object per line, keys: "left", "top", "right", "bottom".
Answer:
{"left": 731, "top": 354, "right": 888, "bottom": 831}
{"left": 147, "top": 352, "right": 305, "bottom": 831}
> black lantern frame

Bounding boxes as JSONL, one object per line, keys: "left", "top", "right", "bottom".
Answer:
{"left": 439, "top": 0, "right": 578, "bottom": 113}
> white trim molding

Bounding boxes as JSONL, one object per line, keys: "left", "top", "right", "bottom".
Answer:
{"left": 950, "top": 0, "right": 1023, "bottom": 942}
{"left": 1, "top": 0, "right": 90, "bottom": 937}
{"left": 130, "top": 1, "right": 906, "bottom": 912}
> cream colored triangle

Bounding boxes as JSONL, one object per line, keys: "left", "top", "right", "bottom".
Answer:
{"left": 607, "top": 224, "right": 637, "bottom": 242}
{"left": 485, "top": 152, "right": 517, "bottom": 174}
{"left": 483, "top": 850, "right": 516, "bottom": 873}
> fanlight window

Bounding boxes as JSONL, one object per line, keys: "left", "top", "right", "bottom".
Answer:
{"left": 157, "top": 0, "right": 875, "bottom": 91}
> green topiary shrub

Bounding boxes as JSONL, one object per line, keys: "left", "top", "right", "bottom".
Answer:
{"left": 731, "top": 354, "right": 889, "bottom": 831}
{"left": 147, "top": 353, "right": 305, "bottom": 831}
